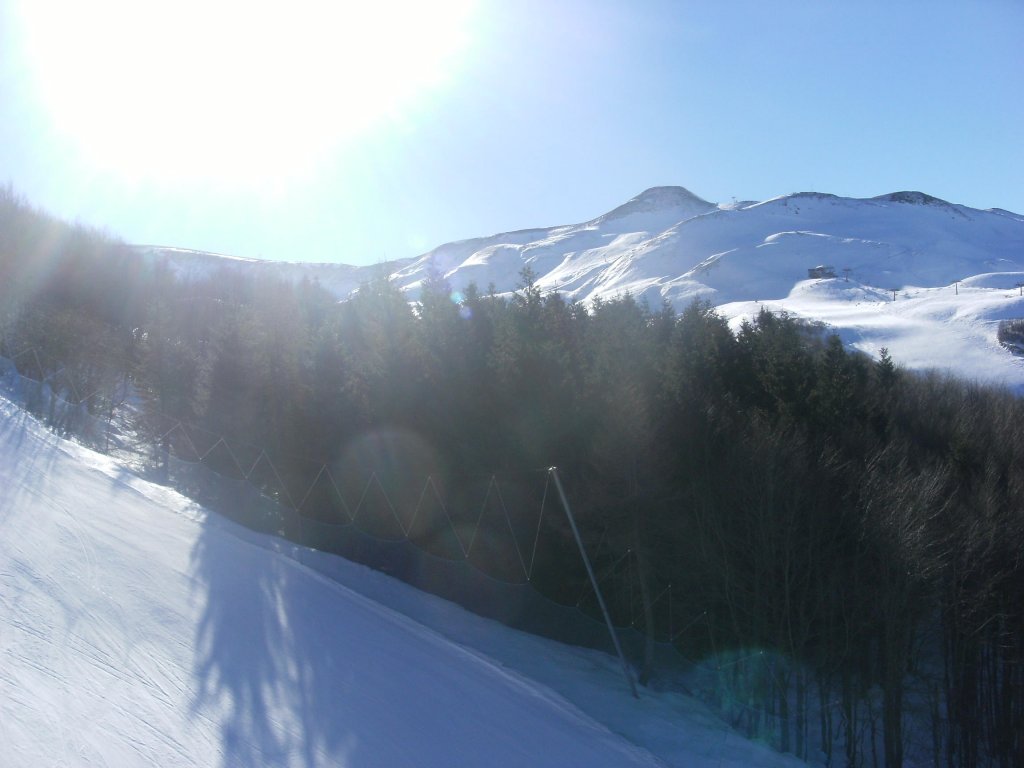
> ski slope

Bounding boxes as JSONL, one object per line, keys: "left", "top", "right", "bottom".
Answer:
{"left": 718, "top": 275, "right": 1024, "bottom": 392}
{"left": 0, "top": 400, "right": 802, "bottom": 768}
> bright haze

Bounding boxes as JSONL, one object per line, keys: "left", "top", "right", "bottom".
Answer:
{"left": 0, "top": 0, "right": 1021, "bottom": 265}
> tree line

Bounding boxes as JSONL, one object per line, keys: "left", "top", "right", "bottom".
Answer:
{"left": 1, "top": 187, "right": 1021, "bottom": 767}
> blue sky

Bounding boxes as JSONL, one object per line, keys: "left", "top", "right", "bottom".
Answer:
{"left": 1, "top": 0, "right": 1021, "bottom": 265}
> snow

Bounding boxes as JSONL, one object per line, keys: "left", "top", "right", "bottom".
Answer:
{"left": 0, "top": 400, "right": 803, "bottom": 767}
{"left": 718, "top": 275, "right": 1024, "bottom": 391}
{"left": 146, "top": 184, "right": 1024, "bottom": 389}
{"left": 134, "top": 246, "right": 412, "bottom": 300}
{"left": 386, "top": 186, "right": 1024, "bottom": 390}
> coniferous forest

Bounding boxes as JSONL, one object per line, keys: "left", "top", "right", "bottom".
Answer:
{"left": 2, "top": 188, "right": 1022, "bottom": 767}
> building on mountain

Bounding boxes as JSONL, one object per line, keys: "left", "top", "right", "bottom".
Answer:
{"left": 807, "top": 265, "right": 836, "bottom": 279}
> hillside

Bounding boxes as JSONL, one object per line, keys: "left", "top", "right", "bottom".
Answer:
{"left": 393, "top": 188, "right": 1024, "bottom": 307}
{"left": 143, "top": 185, "right": 1024, "bottom": 390}
{"left": 0, "top": 400, "right": 803, "bottom": 767}
{"left": 133, "top": 245, "right": 413, "bottom": 300}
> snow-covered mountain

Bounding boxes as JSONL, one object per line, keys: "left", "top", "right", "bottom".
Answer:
{"left": 143, "top": 185, "right": 1024, "bottom": 390}
{"left": 392, "top": 186, "right": 1023, "bottom": 305}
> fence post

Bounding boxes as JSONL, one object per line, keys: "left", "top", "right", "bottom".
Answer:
{"left": 549, "top": 467, "right": 639, "bottom": 699}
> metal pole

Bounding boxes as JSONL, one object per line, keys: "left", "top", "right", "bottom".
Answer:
{"left": 549, "top": 467, "right": 639, "bottom": 699}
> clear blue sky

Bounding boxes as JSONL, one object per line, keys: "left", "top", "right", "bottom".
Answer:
{"left": 1, "top": 0, "right": 1021, "bottom": 265}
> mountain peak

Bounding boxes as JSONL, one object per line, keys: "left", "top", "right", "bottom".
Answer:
{"left": 596, "top": 186, "right": 715, "bottom": 222}
{"left": 872, "top": 191, "right": 952, "bottom": 206}
{"left": 625, "top": 185, "right": 712, "bottom": 209}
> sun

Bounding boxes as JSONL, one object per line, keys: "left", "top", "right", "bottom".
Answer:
{"left": 14, "top": 0, "right": 476, "bottom": 189}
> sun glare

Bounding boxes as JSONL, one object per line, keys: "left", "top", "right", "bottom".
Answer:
{"left": 16, "top": 0, "right": 476, "bottom": 189}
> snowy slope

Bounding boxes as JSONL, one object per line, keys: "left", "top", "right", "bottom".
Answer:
{"left": 391, "top": 188, "right": 1023, "bottom": 307}
{"left": 391, "top": 186, "right": 719, "bottom": 300}
{"left": 0, "top": 401, "right": 802, "bottom": 768}
{"left": 142, "top": 185, "right": 1024, "bottom": 389}
{"left": 389, "top": 187, "right": 1024, "bottom": 389}
{"left": 720, "top": 276, "right": 1024, "bottom": 391}
{"left": 134, "top": 245, "right": 412, "bottom": 299}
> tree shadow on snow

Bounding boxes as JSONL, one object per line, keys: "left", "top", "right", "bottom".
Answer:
{"left": 0, "top": 408, "right": 67, "bottom": 509}
{"left": 189, "top": 516, "right": 357, "bottom": 767}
